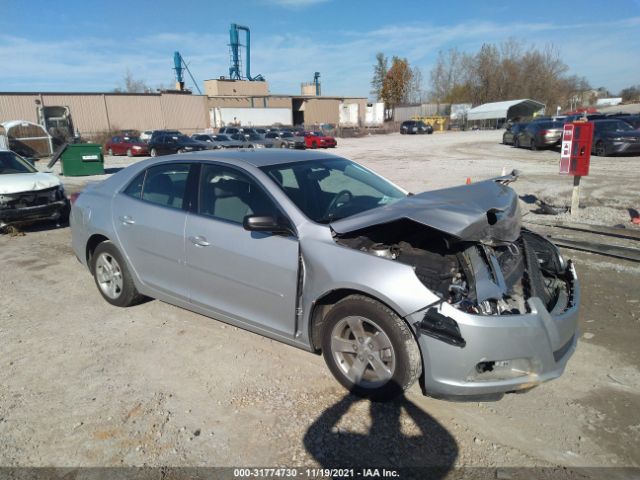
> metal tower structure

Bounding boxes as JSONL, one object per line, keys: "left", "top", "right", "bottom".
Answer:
{"left": 173, "top": 51, "right": 202, "bottom": 94}
{"left": 228, "top": 23, "right": 265, "bottom": 81}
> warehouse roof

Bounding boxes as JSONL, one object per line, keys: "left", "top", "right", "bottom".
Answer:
{"left": 467, "top": 99, "right": 545, "bottom": 121}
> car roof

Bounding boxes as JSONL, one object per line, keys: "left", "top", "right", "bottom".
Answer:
{"left": 180, "top": 148, "right": 340, "bottom": 167}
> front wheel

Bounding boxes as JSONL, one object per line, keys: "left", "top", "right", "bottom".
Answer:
{"left": 107, "top": 148, "right": 114, "bottom": 156}
{"left": 150, "top": 148, "right": 157, "bottom": 157}
{"left": 91, "top": 241, "right": 145, "bottom": 307}
{"left": 530, "top": 139, "right": 538, "bottom": 151}
{"left": 321, "top": 295, "right": 422, "bottom": 401}
{"left": 126, "top": 148, "right": 132, "bottom": 157}
{"left": 514, "top": 137, "right": 520, "bottom": 148}
{"left": 595, "top": 141, "right": 607, "bottom": 157}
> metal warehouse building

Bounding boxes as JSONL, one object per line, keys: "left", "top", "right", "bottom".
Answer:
{"left": 0, "top": 79, "right": 370, "bottom": 139}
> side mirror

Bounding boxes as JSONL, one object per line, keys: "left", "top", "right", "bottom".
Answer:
{"left": 243, "top": 215, "right": 293, "bottom": 235}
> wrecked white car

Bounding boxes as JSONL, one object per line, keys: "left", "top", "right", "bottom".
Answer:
{"left": 0, "top": 150, "right": 69, "bottom": 228}
{"left": 71, "top": 150, "right": 579, "bottom": 401}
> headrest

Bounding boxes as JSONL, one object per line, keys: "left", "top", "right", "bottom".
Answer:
{"left": 212, "top": 178, "right": 250, "bottom": 198}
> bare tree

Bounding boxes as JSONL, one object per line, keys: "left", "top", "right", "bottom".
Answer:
{"left": 113, "top": 69, "right": 152, "bottom": 93}
{"left": 620, "top": 85, "right": 640, "bottom": 102}
{"left": 406, "top": 66, "right": 425, "bottom": 104}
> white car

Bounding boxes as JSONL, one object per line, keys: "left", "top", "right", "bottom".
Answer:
{"left": 0, "top": 150, "right": 69, "bottom": 228}
{"left": 139, "top": 131, "right": 153, "bottom": 143}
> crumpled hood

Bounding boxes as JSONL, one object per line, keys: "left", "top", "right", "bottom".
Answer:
{"left": 0, "top": 172, "right": 61, "bottom": 195}
{"left": 331, "top": 179, "right": 521, "bottom": 243}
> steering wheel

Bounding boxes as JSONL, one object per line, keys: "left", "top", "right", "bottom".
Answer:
{"left": 323, "top": 189, "right": 353, "bottom": 220}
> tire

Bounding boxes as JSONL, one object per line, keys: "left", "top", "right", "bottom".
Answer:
{"left": 91, "top": 241, "right": 145, "bottom": 307}
{"left": 311, "top": 142, "right": 318, "bottom": 149}
{"left": 530, "top": 139, "right": 538, "bottom": 151}
{"left": 177, "top": 148, "right": 184, "bottom": 154}
{"left": 107, "top": 148, "right": 114, "bottom": 156}
{"left": 126, "top": 148, "right": 133, "bottom": 157}
{"left": 595, "top": 141, "right": 607, "bottom": 157}
{"left": 321, "top": 295, "right": 422, "bottom": 401}
{"left": 280, "top": 143, "right": 287, "bottom": 148}
{"left": 150, "top": 148, "right": 157, "bottom": 157}
{"left": 514, "top": 137, "right": 520, "bottom": 148}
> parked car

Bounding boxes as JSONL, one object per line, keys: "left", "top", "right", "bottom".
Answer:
{"left": 304, "top": 131, "right": 337, "bottom": 148}
{"left": 218, "top": 127, "right": 242, "bottom": 136}
{"left": 0, "top": 150, "right": 69, "bottom": 228}
{"left": 502, "top": 123, "right": 528, "bottom": 145}
{"left": 563, "top": 114, "right": 605, "bottom": 123}
{"left": 264, "top": 131, "right": 306, "bottom": 149}
{"left": 606, "top": 114, "right": 640, "bottom": 129}
{"left": 515, "top": 121, "right": 564, "bottom": 150}
{"left": 147, "top": 133, "right": 210, "bottom": 157}
{"left": 591, "top": 119, "right": 640, "bottom": 157}
{"left": 71, "top": 150, "right": 579, "bottom": 401}
{"left": 105, "top": 135, "right": 149, "bottom": 157}
{"left": 400, "top": 120, "right": 433, "bottom": 135}
{"left": 235, "top": 132, "right": 273, "bottom": 148}
{"left": 199, "top": 134, "right": 246, "bottom": 149}
{"left": 149, "top": 130, "right": 182, "bottom": 144}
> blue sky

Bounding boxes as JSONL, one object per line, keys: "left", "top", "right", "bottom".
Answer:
{"left": 1, "top": 0, "right": 639, "bottom": 98}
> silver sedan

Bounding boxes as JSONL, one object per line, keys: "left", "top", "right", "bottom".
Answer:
{"left": 70, "top": 150, "right": 579, "bottom": 401}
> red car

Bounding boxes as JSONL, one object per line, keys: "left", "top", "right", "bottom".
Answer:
{"left": 105, "top": 135, "right": 149, "bottom": 157}
{"left": 304, "top": 131, "right": 337, "bottom": 149}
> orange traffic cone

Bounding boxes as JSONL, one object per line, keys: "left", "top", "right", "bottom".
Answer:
{"left": 466, "top": 177, "right": 472, "bottom": 185}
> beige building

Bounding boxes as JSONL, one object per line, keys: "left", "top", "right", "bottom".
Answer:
{"left": 0, "top": 80, "right": 367, "bottom": 138}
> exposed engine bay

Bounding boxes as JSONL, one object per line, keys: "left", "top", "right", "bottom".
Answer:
{"left": 335, "top": 219, "right": 573, "bottom": 316}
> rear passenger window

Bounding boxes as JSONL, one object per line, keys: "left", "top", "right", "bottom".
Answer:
{"left": 141, "top": 163, "right": 191, "bottom": 209}
{"left": 123, "top": 171, "right": 146, "bottom": 199}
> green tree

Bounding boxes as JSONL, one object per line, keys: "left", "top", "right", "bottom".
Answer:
{"left": 370, "top": 53, "right": 388, "bottom": 101}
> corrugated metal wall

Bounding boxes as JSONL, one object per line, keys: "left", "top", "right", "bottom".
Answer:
{"left": 42, "top": 94, "right": 110, "bottom": 134}
{"left": 0, "top": 94, "right": 40, "bottom": 123}
{"left": 303, "top": 98, "right": 340, "bottom": 125}
{"left": 105, "top": 95, "right": 164, "bottom": 131}
{"left": 160, "top": 94, "right": 209, "bottom": 134}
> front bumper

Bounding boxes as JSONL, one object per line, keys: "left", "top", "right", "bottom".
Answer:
{"left": 0, "top": 198, "right": 69, "bottom": 226}
{"left": 406, "top": 265, "right": 580, "bottom": 400}
{"left": 609, "top": 141, "right": 640, "bottom": 154}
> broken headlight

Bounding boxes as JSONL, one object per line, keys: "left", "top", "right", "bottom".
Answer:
{"left": 0, "top": 193, "right": 19, "bottom": 207}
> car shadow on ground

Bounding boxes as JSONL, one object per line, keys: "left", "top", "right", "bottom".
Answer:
{"left": 303, "top": 393, "right": 457, "bottom": 478}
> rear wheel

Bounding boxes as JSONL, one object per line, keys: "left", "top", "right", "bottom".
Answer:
{"left": 321, "top": 295, "right": 422, "bottom": 401}
{"left": 150, "top": 148, "right": 157, "bottom": 157}
{"left": 595, "top": 141, "right": 607, "bottom": 157}
{"left": 311, "top": 141, "right": 318, "bottom": 149}
{"left": 530, "top": 139, "right": 538, "bottom": 151}
{"left": 126, "top": 148, "right": 133, "bottom": 157}
{"left": 91, "top": 241, "right": 145, "bottom": 307}
{"left": 514, "top": 137, "right": 520, "bottom": 148}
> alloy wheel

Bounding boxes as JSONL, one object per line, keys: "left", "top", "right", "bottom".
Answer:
{"left": 95, "top": 252, "right": 123, "bottom": 300}
{"left": 330, "top": 316, "right": 395, "bottom": 388}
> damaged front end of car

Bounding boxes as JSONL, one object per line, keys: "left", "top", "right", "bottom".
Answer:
{"left": 0, "top": 186, "right": 69, "bottom": 228}
{"left": 331, "top": 174, "right": 579, "bottom": 400}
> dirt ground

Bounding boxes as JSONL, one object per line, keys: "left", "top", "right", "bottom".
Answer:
{"left": 1, "top": 131, "right": 639, "bottom": 476}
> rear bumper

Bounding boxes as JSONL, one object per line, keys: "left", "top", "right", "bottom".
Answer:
{"left": 0, "top": 199, "right": 69, "bottom": 226}
{"left": 407, "top": 264, "right": 580, "bottom": 400}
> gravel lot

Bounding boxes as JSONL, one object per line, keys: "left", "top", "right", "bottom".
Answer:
{"left": 1, "top": 131, "right": 639, "bottom": 475}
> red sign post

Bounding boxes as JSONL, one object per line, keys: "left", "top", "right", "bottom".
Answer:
{"left": 559, "top": 121, "right": 593, "bottom": 216}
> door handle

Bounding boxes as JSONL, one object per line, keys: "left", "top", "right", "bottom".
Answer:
{"left": 119, "top": 215, "right": 135, "bottom": 225}
{"left": 188, "top": 235, "right": 210, "bottom": 247}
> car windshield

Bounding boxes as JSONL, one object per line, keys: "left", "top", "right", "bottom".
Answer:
{"left": 280, "top": 132, "right": 294, "bottom": 138}
{"left": 0, "top": 151, "right": 37, "bottom": 174}
{"left": 260, "top": 158, "right": 406, "bottom": 223}
{"left": 124, "top": 137, "right": 142, "bottom": 143}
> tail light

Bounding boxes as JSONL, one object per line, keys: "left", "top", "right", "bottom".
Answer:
{"left": 69, "top": 192, "right": 81, "bottom": 205}
{"left": 540, "top": 129, "right": 549, "bottom": 136}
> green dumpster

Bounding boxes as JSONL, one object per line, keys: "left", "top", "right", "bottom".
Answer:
{"left": 60, "top": 144, "right": 105, "bottom": 176}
